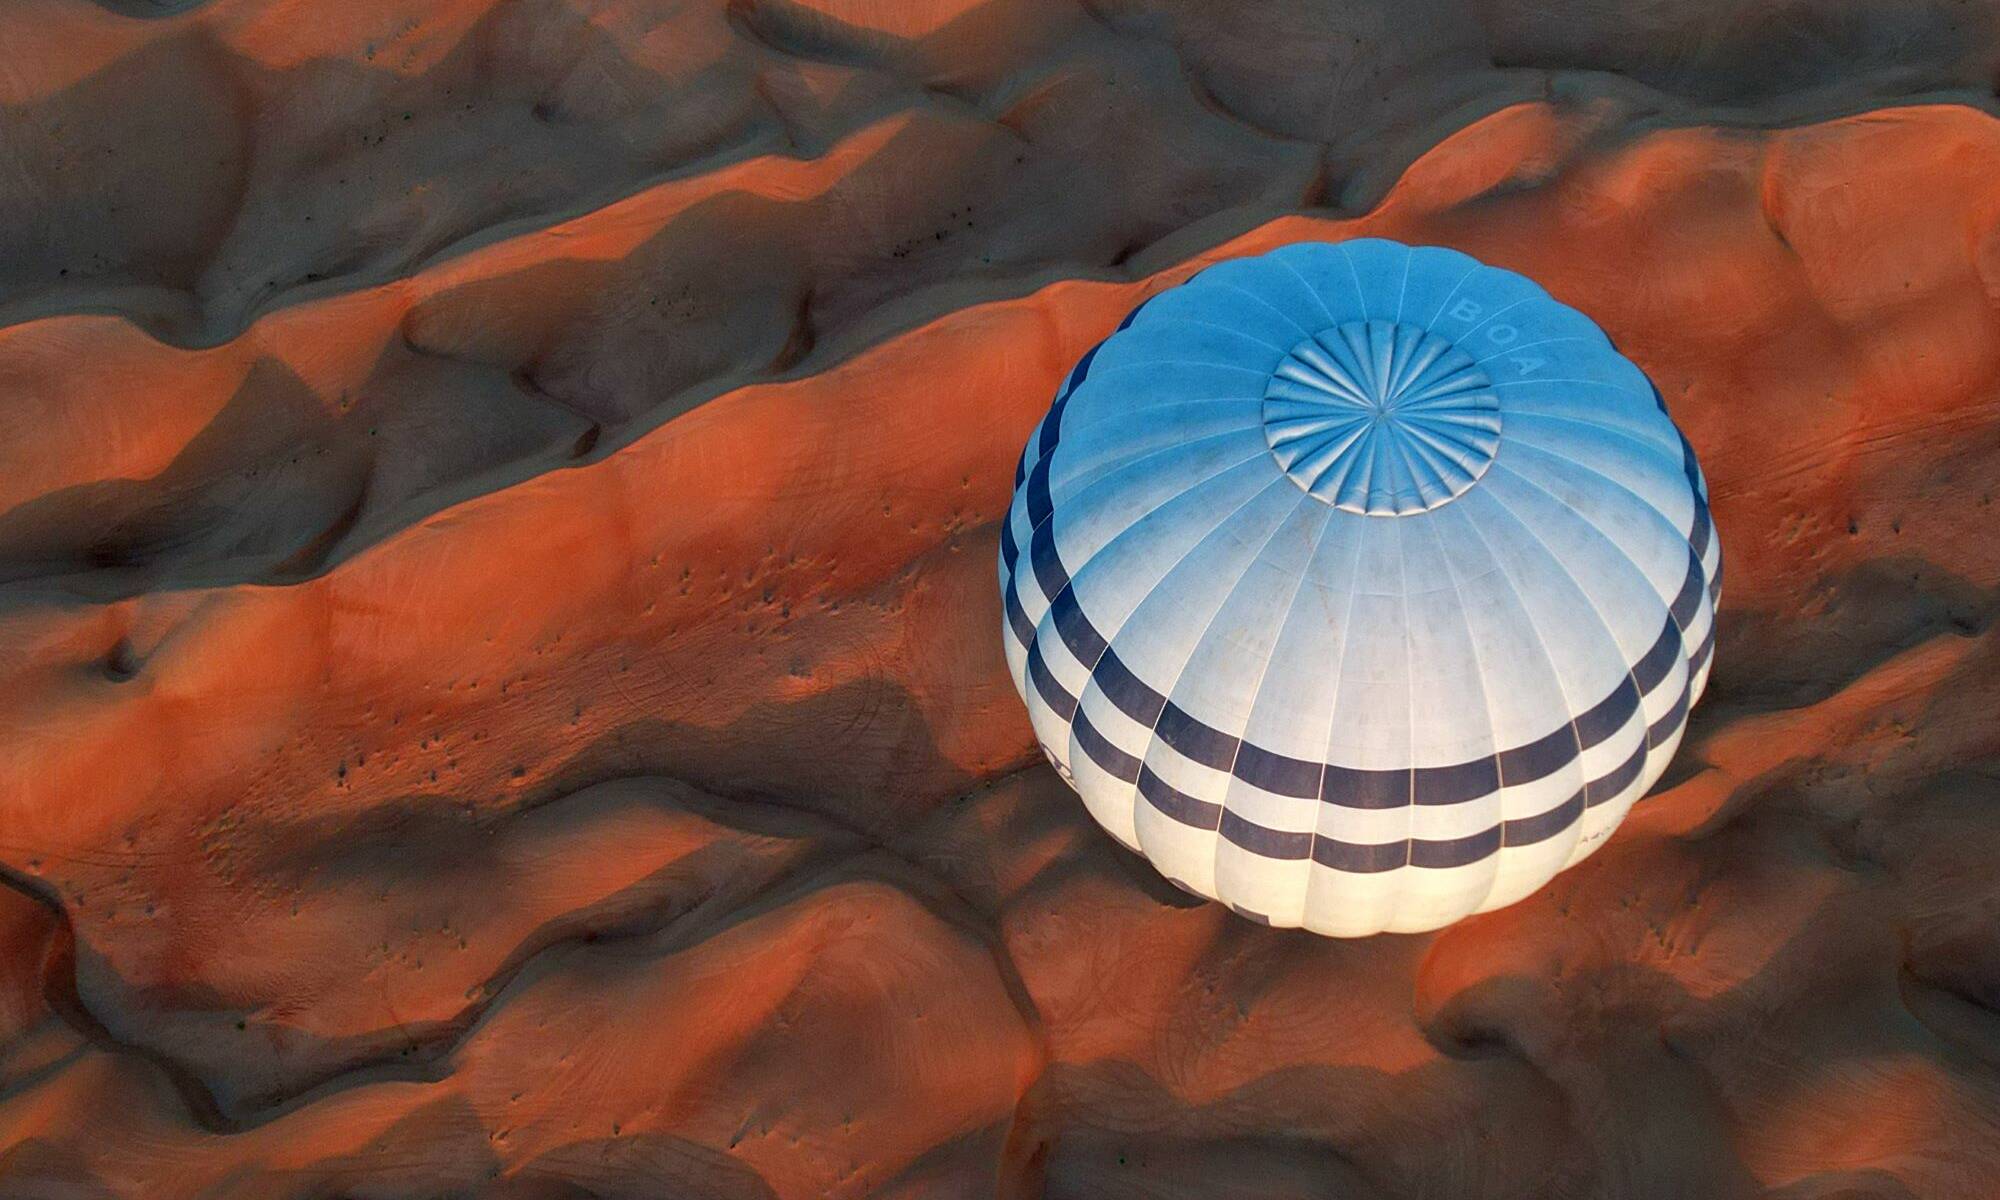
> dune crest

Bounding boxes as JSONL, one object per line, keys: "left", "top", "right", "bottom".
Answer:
{"left": 5, "top": 1, "right": 2000, "bottom": 1195}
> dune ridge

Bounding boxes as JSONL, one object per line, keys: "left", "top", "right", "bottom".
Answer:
{"left": 4, "top": 1, "right": 2000, "bottom": 1196}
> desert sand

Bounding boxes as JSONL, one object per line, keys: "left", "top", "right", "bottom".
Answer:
{"left": 3, "top": 0, "right": 2000, "bottom": 1196}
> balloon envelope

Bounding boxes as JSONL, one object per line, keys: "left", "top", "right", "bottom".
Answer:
{"left": 1000, "top": 238, "right": 1720, "bottom": 936}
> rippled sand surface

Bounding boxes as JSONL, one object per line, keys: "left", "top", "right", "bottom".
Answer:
{"left": 4, "top": 2, "right": 2000, "bottom": 1196}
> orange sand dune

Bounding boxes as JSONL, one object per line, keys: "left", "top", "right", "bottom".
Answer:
{"left": 5, "top": 1, "right": 2000, "bottom": 1196}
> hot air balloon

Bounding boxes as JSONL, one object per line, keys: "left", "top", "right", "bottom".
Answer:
{"left": 999, "top": 238, "right": 1720, "bottom": 936}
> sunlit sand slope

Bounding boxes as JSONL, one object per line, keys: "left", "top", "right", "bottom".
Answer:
{"left": 4, "top": 1, "right": 2000, "bottom": 1196}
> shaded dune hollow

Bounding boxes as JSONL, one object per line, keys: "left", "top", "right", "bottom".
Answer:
{"left": 4, "top": 1, "right": 2000, "bottom": 1197}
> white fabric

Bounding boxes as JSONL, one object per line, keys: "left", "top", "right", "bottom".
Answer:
{"left": 1000, "top": 239, "right": 1720, "bottom": 936}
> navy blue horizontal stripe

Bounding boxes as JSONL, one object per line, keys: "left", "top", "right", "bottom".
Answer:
{"left": 1414, "top": 755, "right": 1501, "bottom": 807}
{"left": 1026, "top": 641, "right": 1078, "bottom": 722}
{"left": 1234, "top": 741, "right": 1322, "bottom": 799}
{"left": 1073, "top": 704, "right": 1141, "bottom": 783}
{"left": 1229, "top": 902, "right": 1274, "bottom": 926}
{"left": 1676, "top": 428, "right": 1700, "bottom": 486}
{"left": 1036, "top": 386, "right": 1076, "bottom": 459}
{"left": 1574, "top": 675, "right": 1640, "bottom": 747}
{"left": 1220, "top": 810, "right": 1312, "bottom": 859}
{"left": 1323, "top": 765, "right": 1412, "bottom": 809}
{"left": 1004, "top": 579, "right": 1036, "bottom": 649}
{"left": 1410, "top": 825, "right": 1502, "bottom": 868}
{"left": 1050, "top": 586, "right": 1108, "bottom": 667}
{"left": 1672, "top": 429, "right": 1718, "bottom": 621}
{"left": 999, "top": 511, "right": 1020, "bottom": 575}
{"left": 1025, "top": 338, "right": 1095, "bottom": 514}
{"left": 1312, "top": 837, "right": 1409, "bottom": 873}
{"left": 1028, "top": 521, "right": 1070, "bottom": 602}
{"left": 1092, "top": 648, "right": 1168, "bottom": 726}
{"left": 1062, "top": 340, "right": 1105, "bottom": 398}
{"left": 1135, "top": 785, "right": 1601, "bottom": 876}
{"left": 1036, "top": 408, "right": 1062, "bottom": 459}
{"left": 1159, "top": 700, "right": 1239, "bottom": 770}
{"left": 1150, "top": 786, "right": 1595, "bottom": 873}
{"left": 1504, "top": 790, "right": 1585, "bottom": 846}
{"left": 1630, "top": 615, "right": 1683, "bottom": 695}
{"left": 1689, "top": 621, "right": 1716, "bottom": 676}
{"left": 1498, "top": 722, "right": 1581, "bottom": 786}
{"left": 1020, "top": 498, "right": 1706, "bottom": 826}
{"left": 1688, "top": 494, "right": 1713, "bottom": 563}
{"left": 1669, "top": 547, "right": 1705, "bottom": 627}
{"left": 1584, "top": 740, "right": 1646, "bottom": 807}
{"left": 1647, "top": 684, "right": 1690, "bottom": 748}
{"left": 1023, "top": 320, "right": 1118, "bottom": 524}
{"left": 1025, "top": 453, "right": 1056, "bottom": 528}
{"left": 1139, "top": 764, "right": 1221, "bottom": 827}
